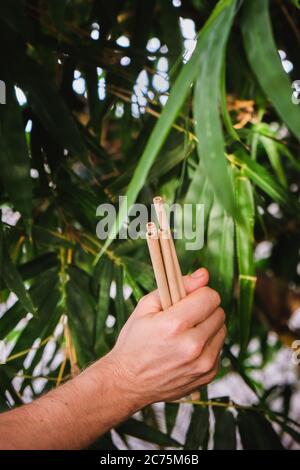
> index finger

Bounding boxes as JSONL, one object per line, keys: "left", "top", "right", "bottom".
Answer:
{"left": 164, "top": 286, "right": 221, "bottom": 328}
{"left": 133, "top": 268, "right": 210, "bottom": 316}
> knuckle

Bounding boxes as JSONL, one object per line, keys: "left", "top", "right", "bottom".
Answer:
{"left": 211, "top": 289, "right": 221, "bottom": 308}
{"left": 168, "top": 317, "right": 187, "bottom": 337}
{"left": 201, "top": 287, "right": 221, "bottom": 309}
{"left": 203, "top": 367, "right": 218, "bottom": 385}
{"left": 184, "top": 338, "right": 202, "bottom": 361}
{"left": 137, "top": 295, "right": 147, "bottom": 308}
{"left": 217, "top": 307, "right": 226, "bottom": 324}
{"left": 166, "top": 319, "right": 178, "bottom": 337}
{"left": 199, "top": 354, "right": 215, "bottom": 374}
{"left": 196, "top": 336, "right": 205, "bottom": 355}
{"left": 221, "top": 324, "right": 227, "bottom": 340}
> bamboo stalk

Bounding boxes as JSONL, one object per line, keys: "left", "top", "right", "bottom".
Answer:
{"left": 153, "top": 196, "right": 186, "bottom": 299}
{"left": 159, "top": 229, "right": 181, "bottom": 304}
{"left": 65, "top": 324, "right": 80, "bottom": 378}
{"left": 146, "top": 223, "right": 172, "bottom": 310}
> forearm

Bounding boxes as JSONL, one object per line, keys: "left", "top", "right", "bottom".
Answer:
{"left": 0, "top": 269, "right": 225, "bottom": 449}
{"left": 0, "top": 355, "right": 140, "bottom": 450}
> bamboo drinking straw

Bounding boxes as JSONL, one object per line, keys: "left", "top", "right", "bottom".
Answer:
{"left": 146, "top": 223, "right": 172, "bottom": 310}
{"left": 159, "top": 228, "right": 181, "bottom": 304}
{"left": 151, "top": 198, "right": 200, "bottom": 401}
{"left": 153, "top": 196, "right": 186, "bottom": 299}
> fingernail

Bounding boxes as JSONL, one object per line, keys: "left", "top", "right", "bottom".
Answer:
{"left": 191, "top": 268, "right": 205, "bottom": 279}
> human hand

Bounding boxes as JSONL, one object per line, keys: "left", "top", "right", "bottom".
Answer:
{"left": 105, "top": 268, "right": 226, "bottom": 408}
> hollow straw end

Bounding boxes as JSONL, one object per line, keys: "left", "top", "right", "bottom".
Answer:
{"left": 146, "top": 221, "right": 158, "bottom": 239}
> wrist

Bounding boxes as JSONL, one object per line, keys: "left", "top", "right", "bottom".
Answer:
{"left": 89, "top": 352, "right": 146, "bottom": 416}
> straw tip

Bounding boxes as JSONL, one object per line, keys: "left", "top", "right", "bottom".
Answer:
{"left": 146, "top": 221, "right": 158, "bottom": 238}
{"left": 146, "top": 221, "right": 156, "bottom": 229}
{"left": 153, "top": 196, "right": 164, "bottom": 204}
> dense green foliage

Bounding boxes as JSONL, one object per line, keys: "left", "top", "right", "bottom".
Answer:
{"left": 0, "top": 0, "right": 300, "bottom": 449}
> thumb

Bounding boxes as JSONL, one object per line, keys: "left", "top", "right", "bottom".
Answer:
{"left": 182, "top": 267, "right": 209, "bottom": 294}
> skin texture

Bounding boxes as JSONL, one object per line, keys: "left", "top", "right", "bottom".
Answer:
{"left": 0, "top": 268, "right": 226, "bottom": 449}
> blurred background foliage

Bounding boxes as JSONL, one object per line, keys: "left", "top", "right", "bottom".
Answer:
{"left": 0, "top": 0, "right": 300, "bottom": 450}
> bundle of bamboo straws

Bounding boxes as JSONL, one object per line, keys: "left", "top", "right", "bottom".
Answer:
{"left": 147, "top": 196, "right": 200, "bottom": 400}
{"left": 146, "top": 196, "right": 186, "bottom": 309}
